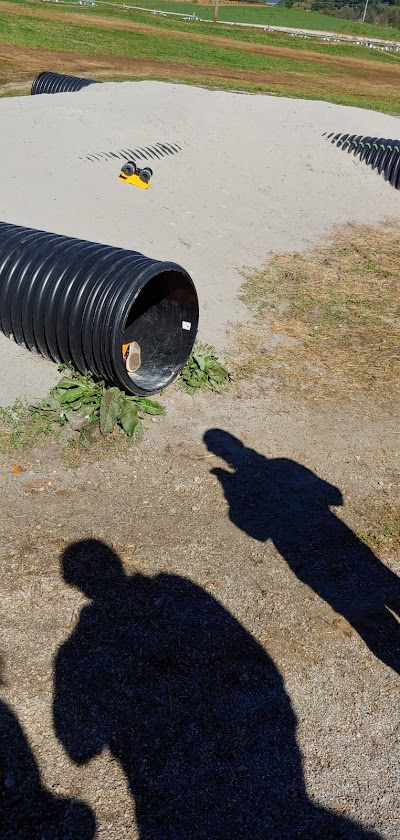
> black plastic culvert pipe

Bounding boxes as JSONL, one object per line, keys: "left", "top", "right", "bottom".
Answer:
{"left": 326, "top": 132, "right": 400, "bottom": 189}
{"left": 0, "top": 222, "right": 199, "bottom": 396}
{"left": 31, "top": 72, "right": 101, "bottom": 95}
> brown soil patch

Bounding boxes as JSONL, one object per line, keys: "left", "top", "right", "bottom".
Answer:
{"left": 0, "top": 42, "right": 399, "bottom": 102}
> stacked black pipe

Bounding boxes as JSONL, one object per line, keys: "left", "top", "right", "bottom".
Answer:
{"left": 31, "top": 72, "right": 100, "bottom": 95}
{"left": 0, "top": 222, "right": 198, "bottom": 396}
{"left": 326, "top": 133, "right": 400, "bottom": 189}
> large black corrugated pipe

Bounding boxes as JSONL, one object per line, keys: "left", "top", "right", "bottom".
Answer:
{"left": 0, "top": 222, "right": 199, "bottom": 396}
{"left": 31, "top": 72, "right": 101, "bottom": 95}
{"left": 324, "top": 132, "right": 400, "bottom": 189}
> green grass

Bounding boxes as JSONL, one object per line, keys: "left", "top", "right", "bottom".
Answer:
{"left": 0, "top": 401, "right": 54, "bottom": 452}
{"left": 95, "top": 0, "right": 400, "bottom": 40}
{"left": 0, "top": 13, "right": 342, "bottom": 75}
{"left": 2, "top": 1, "right": 400, "bottom": 112}
{"left": 0, "top": 88, "right": 29, "bottom": 98}
{"left": 6, "top": 0, "right": 400, "bottom": 65}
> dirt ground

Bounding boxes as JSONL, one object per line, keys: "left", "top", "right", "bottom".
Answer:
{"left": 3, "top": 41, "right": 358, "bottom": 96}
{"left": 0, "top": 382, "right": 399, "bottom": 839}
{"left": 0, "top": 82, "right": 398, "bottom": 837}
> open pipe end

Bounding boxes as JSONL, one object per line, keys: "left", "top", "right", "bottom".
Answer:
{"left": 116, "top": 268, "right": 199, "bottom": 396}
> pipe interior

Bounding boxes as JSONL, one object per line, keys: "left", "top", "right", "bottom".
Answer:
{"left": 120, "top": 270, "right": 197, "bottom": 392}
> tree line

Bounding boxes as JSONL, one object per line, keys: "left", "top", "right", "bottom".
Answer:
{"left": 277, "top": 0, "right": 400, "bottom": 29}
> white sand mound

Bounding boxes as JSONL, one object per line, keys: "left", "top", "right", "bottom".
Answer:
{"left": 0, "top": 81, "right": 399, "bottom": 405}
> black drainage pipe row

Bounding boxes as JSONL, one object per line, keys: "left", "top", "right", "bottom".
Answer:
{"left": 0, "top": 222, "right": 199, "bottom": 396}
{"left": 325, "top": 132, "right": 400, "bottom": 189}
{"left": 31, "top": 72, "right": 101, "bottom": 95}
{"left": 83, "top": 142, "right": 182, "bottom": 163}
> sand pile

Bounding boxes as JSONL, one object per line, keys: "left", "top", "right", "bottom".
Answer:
{"left": 0, "top": 81, "right": 399, "bottom": 405}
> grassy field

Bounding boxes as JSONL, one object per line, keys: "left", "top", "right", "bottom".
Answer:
{"left": 96, "top": 0, "right": 400, "bottom": 40}
{"left": 5, "top": 0, "right": 400, "bottom": 62}
{"left": 0, "top": 15, "right": 343, "bottom": 74}
{"left": 1, "top": 0, "right": 400, "bottom": 112}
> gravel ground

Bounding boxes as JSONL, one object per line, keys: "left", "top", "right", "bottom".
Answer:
{"left": 0, "top": 385, "right": 398, "bottom": 839}
{"left": 0, "top": 83, "right": 399, "bottom": 838}
{"left": 0, "top": 82, "right": 400, "bottom": 404}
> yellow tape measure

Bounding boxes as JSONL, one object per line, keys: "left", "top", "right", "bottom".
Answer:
{"left": 119, "top": 172, "right": 150, "bottom": 190}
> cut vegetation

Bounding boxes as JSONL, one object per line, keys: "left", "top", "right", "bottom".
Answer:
{"left": 232, "top": 219, "right": 400, "bottom": 404}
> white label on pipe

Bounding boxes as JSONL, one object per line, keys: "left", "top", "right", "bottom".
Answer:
{"left": 182, "top": 321, "right": 191, "bottom": 330}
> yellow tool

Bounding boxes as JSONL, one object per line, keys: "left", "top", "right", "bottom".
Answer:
{"left": 119, "top": 160, "right": 153, "bottom": 190}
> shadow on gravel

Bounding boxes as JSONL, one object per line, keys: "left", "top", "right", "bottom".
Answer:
{"left": 204, "top": 428, "right": 400, "bottom": 677}
{"left": 54, "top": 539, "right": 381, "bottom": 839}
{"left": 0, "top": 665, "right": 95, "bottom": 839}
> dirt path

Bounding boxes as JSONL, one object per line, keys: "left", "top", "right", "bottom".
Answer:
{"left": 1, "top": 43, "right": 399, "bottom": 101}
{"left": 2, "top": 0, "right": 400, "bottom": 81}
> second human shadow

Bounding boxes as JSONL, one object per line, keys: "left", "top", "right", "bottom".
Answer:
{"left": 204, "top": 429, "right": 400, "bottom": 676}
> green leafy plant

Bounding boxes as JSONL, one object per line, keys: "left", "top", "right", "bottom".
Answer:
{"left": 1, "top": 349, "right": 230, "bottom": 458}
{"left": 31, "top": 368, "right": 165, "bottom": 440}
{"left": 180, "top": 347, "right": 232, "bottom": 395}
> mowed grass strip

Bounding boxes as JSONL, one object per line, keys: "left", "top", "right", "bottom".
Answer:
{"left": 0, "top": 13, "right": 339, "bottom": 75}
{"left": 81, "top": 0, "right": 400, "bottom": 41}
{"left": 4, "top": 0, "right": 400, "bottom": 66}
{"left": 231, "top": 220, "right": 400, "bottom": 404}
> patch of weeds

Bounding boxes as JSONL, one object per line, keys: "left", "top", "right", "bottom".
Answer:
{"left": 0, "top": 400, "right": 55, "bottom": 453}
{"left": 0, "top": 350, "right": 231, "bottom": 462}
{"left": 356, "top": 520, "right": 400, "bottom": 553}
{"left": 0, "top": 87, "right": 30, "bottom": 99}
{"left": 232, "top": 219, "right": 400, "bottom": 404}
{"left": 32, "top": 368, "right": 165, "bottom": 441}
{"left": 180, "top": 346, "right": 232, "bottom": 394}
{"left": 0, "top": 368, "right": 165, "bottom": 462}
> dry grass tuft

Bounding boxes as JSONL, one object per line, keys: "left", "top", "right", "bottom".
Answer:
{"left": 231, "top": 219, "right": 400, "bottom": 404}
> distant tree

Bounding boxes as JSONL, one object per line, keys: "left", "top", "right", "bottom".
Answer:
{"left": 337, "top": 4, "right": 359, "bottom": 17}
{"left": 388, "top": 5, "right": 400, "bottom": 21}
{"left": 277, "top": 0, "right": 400, "bottom": 27}
{"left": 375, "top": 8, "right": 390, "bottom": 21}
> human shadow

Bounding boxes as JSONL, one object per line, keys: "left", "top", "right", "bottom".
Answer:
{"left": 204, "top": 428, "right": 400, "bottom": 676}
{"left": 54, "top": 538, "right": 381, "bottom": 839}
{"left": 0, "top": 668, "right": 95, "bottom": 839}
